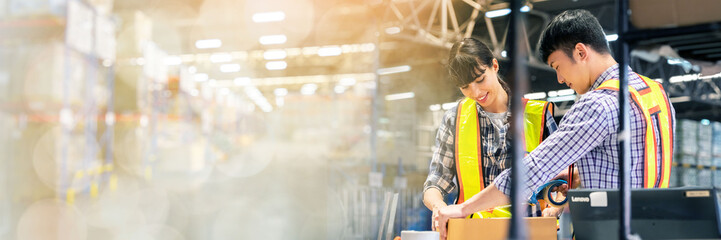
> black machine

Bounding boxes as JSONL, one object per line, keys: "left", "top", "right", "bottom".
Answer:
{"left": 567, "top": 187, "right": 721, "bottom": 240}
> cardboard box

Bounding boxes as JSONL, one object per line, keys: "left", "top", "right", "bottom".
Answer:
{"left": 630, "top": 0, "right": 721, "bottom": 29}
{"left": 447, "top": 217, "right": 557, "bottom": 240}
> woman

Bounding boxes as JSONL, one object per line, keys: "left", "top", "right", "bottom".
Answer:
{"left": 422, "top": 38, "right": 559, "bottom": 226}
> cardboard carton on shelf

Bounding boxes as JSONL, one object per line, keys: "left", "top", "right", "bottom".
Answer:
{"left": 630, "top": 0, "right": 721, "bottom": 29}
{"left": 447, "top": 217, "right": 556, "bottom": 240}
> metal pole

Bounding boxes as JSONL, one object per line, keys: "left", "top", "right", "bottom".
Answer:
{"left": 507, "top": 0, "right": 528, "bottom": 239}
{"left": 616, "top": 0, "right": 632, "bottom": 239}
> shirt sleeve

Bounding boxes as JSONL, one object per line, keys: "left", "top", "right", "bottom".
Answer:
{"left": 423, "top": 108, "right": 458, "bottom": 196}
{"left": 493, "top": 93, "right": 615, "bottom": 199}
{"left": 545, "top": 103, "right": 558, "bottom": 135}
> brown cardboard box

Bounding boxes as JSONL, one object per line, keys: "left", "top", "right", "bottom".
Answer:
{"left": 447, "top": 217, "right": 556, "bottom": 240}
{"left": 630, "top": 0, "right": 721, "bottom": 29}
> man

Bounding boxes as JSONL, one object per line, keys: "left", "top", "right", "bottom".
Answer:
{"left": 433, "top": 9, "right": 676, "bottom": 239}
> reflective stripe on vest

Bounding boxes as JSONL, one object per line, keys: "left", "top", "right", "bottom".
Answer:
{"left": 595, "top": 74, "right": 674, "bottom": 188}
{"left": 454, "top": 97, "right": 551, "bottom": 218}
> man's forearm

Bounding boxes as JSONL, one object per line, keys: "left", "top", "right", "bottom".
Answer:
{"left": 423, "top": 188, "right": 447, "bottom": 210}
{"left": 458, "top": 183, "right": 510, "bottom": 215}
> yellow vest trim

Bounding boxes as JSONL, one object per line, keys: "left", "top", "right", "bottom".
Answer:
{"left": 455, "top": 97, "right": 551, "bottom": 218}
{"left": 596, "top": 74, "right": 674, "bottom": 188}
{"left": 455, "top": 98, "right": 482, "bottom": 208}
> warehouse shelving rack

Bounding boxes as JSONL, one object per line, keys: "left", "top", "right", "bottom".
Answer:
{"left": 614, "top": 0, "right": 721, "bottom": 238}
{"left": 0, "top": 0, "right": 117, "bottom": 204}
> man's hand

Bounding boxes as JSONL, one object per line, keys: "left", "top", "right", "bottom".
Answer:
{"left": 542, "top": 206, "right": 564, "bottom": 217}
{"left": 433, "top": 204, "right": 466, "bottom": 240}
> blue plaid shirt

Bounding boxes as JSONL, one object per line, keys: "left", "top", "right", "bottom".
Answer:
{"left": 494, "top": 64, "right": 677, "bottom": 199}
{"left": 423, "top": 98, "right": 557, "bottom": 197}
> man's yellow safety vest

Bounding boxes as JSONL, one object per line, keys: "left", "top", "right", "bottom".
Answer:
{"left": 595, "top": 74, "right": 674, "bottom": 188}
{"left": 454, "top": 97, "right": 554, "bottom": 214}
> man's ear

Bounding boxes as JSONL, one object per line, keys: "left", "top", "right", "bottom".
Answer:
{"left": 574, "top": 43, "right": 589, "bottom": 61}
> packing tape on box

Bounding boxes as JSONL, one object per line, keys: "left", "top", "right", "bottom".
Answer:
{"left": 530, "top": 179, "right": 568, "bottom": 208}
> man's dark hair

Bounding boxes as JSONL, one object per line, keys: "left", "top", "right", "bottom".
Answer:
{"left": 447, "top": 38, "right": 510, "bottom": 93}
{"left": 538, "top": 9, "right": 611, "bottom": 64}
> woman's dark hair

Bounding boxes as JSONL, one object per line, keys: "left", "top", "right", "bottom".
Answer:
{"left": 447, "top": 38, "right": 510, "bottom": 94}
{"left": 538, "top": 9, "right": 611, "bottom": 64}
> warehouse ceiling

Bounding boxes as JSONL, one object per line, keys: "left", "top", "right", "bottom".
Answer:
{"left": 110, "top": 0, "right": 721, "bottom": 111}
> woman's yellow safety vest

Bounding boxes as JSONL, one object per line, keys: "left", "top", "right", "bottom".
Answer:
{"left": 595, "top": 74, "right": 674, "bottom": 188}
{"left": 454, "top": 97, "right": 553, "bottom": 213}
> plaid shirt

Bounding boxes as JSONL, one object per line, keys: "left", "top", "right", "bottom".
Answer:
{"left": 423, "top": 99, "right": 557, "bottom": 197}
{"left": 494, "top": 64, "right": 677, "bottom": 199}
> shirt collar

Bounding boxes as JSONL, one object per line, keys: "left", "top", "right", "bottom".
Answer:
{"left": 589, "top": 64, "right": 634, "bottom": 92}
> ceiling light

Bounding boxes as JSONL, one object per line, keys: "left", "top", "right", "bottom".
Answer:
{"left": 442, "top": 102, "right": 456, "bottom": 110}
{"left": 557, "top": 89, "right": 575, "bottom": 96}
{"left": 220, "top": 64, "right": 241, "bottom": 73}
{"left": 524, "top": 92, "right": 547, "bottom": 100}
{"left": 188, "top": 66, "right": 197, "bottom": 74}
{"left": 385, "top": 27, "right": 401, "bottom": 35}
{"left": 340, "top": 77, "right": 356, "bottom": 86}
{"left": 194, "top": 73, "right": 209, "bottom": 82}
{"left": 259, "top": 35, "right": 287, "bottom": 45}
{"left": 377, "top": 65, "right": 411, "bottom": 75}
{"left": 266, "top": 61, "right": 287, "bottom": 70}
{"left": 485, "top": 6, "right": 529, "bottom": 18}
{"left": 606, "top": 34, "right": 619, "bottom": 42}
{"left": 385, "top": 92, "right": 415, "bottom": 101}
{"left": 274, "top": 88, "right": 288, "bottom": 96}
{"left": 263, "top": 50, "right": 287, "bottom": 60}
{"left": 210, "top": 53, "right": 232, "bottom": 63}
{"left": 195, "top": 39, "right": 222, "bottom": 49}
{"left": 318, "top": 46, "right": 342, "bottom": 57}
{"left": 252, "top": 11, "right": 285, "bottom": 23}
{"left": 334, "top": 85, "right": 346, "bottom": 94}
{"left": 234, "top": 77, "right": 251, "bottom": 86}
{"left": 164, "top": 56, "right": 182, "bottom": 65}
{"left": 300, "top": 83, "right": 317, "bottom": 95}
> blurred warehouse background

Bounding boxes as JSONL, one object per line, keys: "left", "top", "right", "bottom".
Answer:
{"left": 1, "top": 0, "right": 721, "bottom": 239}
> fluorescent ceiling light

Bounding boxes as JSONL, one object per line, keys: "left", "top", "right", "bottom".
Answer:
{"left": 263, "top": 50, "right": 287, "bottom": 60}
{"left": 339, "top": 77, "right": 356, "bottom": 86}
{"left": 557, "top": 89, "right": 575, "bottom": 96}
{"left": 210, "top": 53, "right": 232, "bottom": 63}
{"left": 259, "top": 35, "right": 287, "bottom": 45}
{"left": 318, "top": 46, "right": 342, "bottom": 57}
{"left": 524, "top": 92, "right": 547, "bottom": 100}
{"left": 606, "top": 34, "right": 619, "bottom": 42}
{"left": 234, "top": 77, "right": 251, "bottom": 86}
{"left": 442, "top": 102, "right": 456, "bottom": 110}
{"left": 274, "top": 88, "right": 288, "bottom": 96}
{"left": 547, "top": 95, "right": 577, "bottom": 103}
{"left": 378, "top": 65, "right": 411, "bottom": 75}
{"left": 429, "top": 104, "right": 441, "bottom": 111}
{"left": 195, "top": 39, "right": 222, "bottom": 49}
{"left": 385, "top": 92, "right": 415, "bottom": 101}
{"left": 194, "top": 73, "right": 209, "bottom": 82}
{"left": 300, "top": 83, "right": 318, "bottom": 95}
{"left": 252, "top": 11, "right": 285, "bottom": 23}
{"left": 164, "top": 56, "right": 182, "bottom": 65}
{"left": 334, "top": 85, "right": 346, "bottom": 94}
{"left": 360, "top": 43, "right": 376, "bottom": 52}
{"left": 188, "top": 66, "right": 197, "bottom": 74}
{"left": 485, "top": 6, "right": 529, "bottom": 18}
{"left": 385, "top": 27, "right": 401, "bottom": 35}
{"left": 220, "top": 64, "right": 241, "bottom": 73}
{"left": 266, "top": 61, "right": 287, "bottom": 70}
